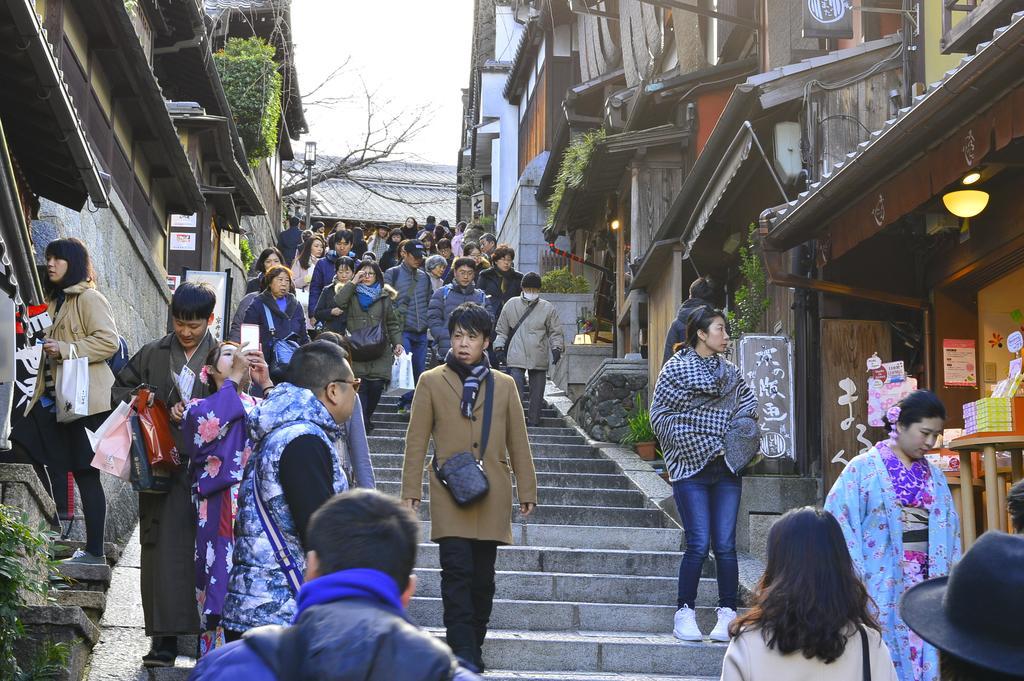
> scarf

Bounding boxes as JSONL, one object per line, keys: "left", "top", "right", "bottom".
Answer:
{"left": 356, "top": 283, "right": 381, "bottom": 310}
{"left": 292, "top": 568, "right": 404, "bottom": 623}
{"left": 445, "top": 349, "right": 491, "bottom": 418}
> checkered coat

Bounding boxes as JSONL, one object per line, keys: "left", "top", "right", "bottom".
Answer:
{"left": 650, "top": 347, "right": 757, "bottom": 481}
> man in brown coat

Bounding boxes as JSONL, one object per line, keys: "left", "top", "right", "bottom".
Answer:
{"left": 401, "top": 303, "right": 537, "bottom": 673}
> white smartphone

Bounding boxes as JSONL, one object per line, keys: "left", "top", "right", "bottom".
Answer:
{"left": 240, "top": 324, "right": 261, "bottom": 352}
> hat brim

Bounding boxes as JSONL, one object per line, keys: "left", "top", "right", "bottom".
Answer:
{"left": 900, "top": 576, "right": 1024, "bottom": 676}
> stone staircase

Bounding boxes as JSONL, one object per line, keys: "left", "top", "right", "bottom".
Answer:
{"left": 370, "top": 394, "right": 729, "bottom": 680}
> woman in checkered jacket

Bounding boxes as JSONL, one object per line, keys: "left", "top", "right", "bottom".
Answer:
{"left": 650, "top": 305, "right": 759, "bottom": 645}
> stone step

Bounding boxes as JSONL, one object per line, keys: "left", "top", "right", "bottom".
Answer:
{"left": 374, "top": 467, "right": 632, "bottom": 489}
{"left": 368, "top": 437, "right": 595, "bottom": 459}
{"left": 484, "top": 673, "right": 715, "bottom": 681}
{"left": 413, "top": 569, "right": 712, "bottom": 606}
{"left": 419, "top": 522, "right": 682, "bottom": 552}
{"left": 54, "top": 561, "right": 112, "bottom": 592}
{"left": 377, "top": 481, "right": 648, "bottom": 508}
{"left": 413, "top": 501, "right": 672, "bottom": 528}
{"left": 415, "top": 544, "right": 683, "bottom": 577}
{"left": 372, "top": 413, "right": 567, "bottom": 428}
{"left": 410, "top": 597, "right": 733, "bottom": 634}
{"left": 55, "top": 589, "right": 106, "bottom": 623}
{"left": 52, "top": 541, "right": 123, "bottom": 567}
{"left": 372, "top": 453, "right": 618, "bottom": 474}
{"left": 376, "top": 398, "right": 558, "bottom": 417}
{"left": 426, "top": 628, "right": 728, "bottom": 675}
{"left": 372, "top": 425, "right": 581, "bottom": 438}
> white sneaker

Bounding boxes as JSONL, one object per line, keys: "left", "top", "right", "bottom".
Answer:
{"left": 673, "top": 606, "right": 702, "bottom": 641}
{"left": 709, "top": 607, "right": 737, "bottom": 642}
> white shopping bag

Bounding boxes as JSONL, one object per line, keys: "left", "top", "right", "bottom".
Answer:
{"left": 56, "top": 344, "right": 89, "bottom": 423}
{"left": 295, "top": 287, "right": 310, "bottom": 310}
{"left": 392, "top": 353, "right": 415, "bottom": 391}
{"left": 87, "top": 401, "right": 133, "bottom": 480}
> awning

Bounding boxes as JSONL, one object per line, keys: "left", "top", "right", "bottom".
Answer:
{"left": 765, "top": 11, "right": 1024, "bottom": 254}
{"left": 0, "top": 118, "right": 42, "bottom": 307}
{"left": 0, "top": 0, "right": 108, "bottom": 210}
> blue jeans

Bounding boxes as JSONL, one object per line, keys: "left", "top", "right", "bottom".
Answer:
{"left": 399, "top": 330, "right": 429, "bottom": 408}
{"left": 672, "top": 457, "right": 741, "bottom": 610}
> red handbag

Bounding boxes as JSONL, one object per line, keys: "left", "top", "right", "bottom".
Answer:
{"left": 132, "top": 386, "right": 179, "bottom": 469}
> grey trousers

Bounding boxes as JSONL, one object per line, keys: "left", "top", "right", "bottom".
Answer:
{"left": 509, "top": 368, "right": 546, "bottom": 426}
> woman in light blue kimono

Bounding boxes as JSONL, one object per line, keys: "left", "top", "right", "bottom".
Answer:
{"left": 825, "top": 390, "right": 961, "bottom": 681}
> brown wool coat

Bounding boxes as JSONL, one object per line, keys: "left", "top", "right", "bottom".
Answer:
{"left": 401, "top": 366, "right": 537, "bottom": 544}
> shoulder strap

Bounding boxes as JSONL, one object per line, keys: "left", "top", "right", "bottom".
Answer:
{"left": 477, "top": 289, "right": 486, "bottom": 306}
{"left": 442, "top": 284, "right": 452, "bottom": 301}
{"left": 506, "top": 300, "right": 540, "bottom": 346}
{"left": 251, "top": 464, "right": 304, "bottom": 596}
{"left": 858, "top": 625, "right": 871, "bottom": 681}
{"left": 479, "top": 372, "right": 495, "bottom": 461}
{"left": 262, "top": 303, "right": 278, "bottom": 339}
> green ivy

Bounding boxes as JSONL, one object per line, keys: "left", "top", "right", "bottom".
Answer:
{"left": 0, "top": 506, "right": 58, "bottom": 679}
{"left": 540, "top": 266, "right": 590, "bottom": 294}
{"left": 239, "top": 236, "right": 255, "bottom": 272}
{"left": 727, "top": 224, "right": 769, "bottom": 335}
{"left": 547, "top": 129, "right": 606, "bottom": 230}
{"left": 214, "top": 38, "right": 282, "bottom": 166}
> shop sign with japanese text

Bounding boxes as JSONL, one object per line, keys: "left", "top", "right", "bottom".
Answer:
{"left": 738, "top": 335, "right": 796, "bottom": 460}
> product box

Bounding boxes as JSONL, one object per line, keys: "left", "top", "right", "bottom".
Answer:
{"left": 926, "top": 452, "right": 961, "bottom": 472}
{"left": 963, "top": 397, "right": 1014, "bottom": 435}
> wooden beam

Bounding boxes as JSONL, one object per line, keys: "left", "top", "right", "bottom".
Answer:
{"left": 640, "top": 0, "right": 759, "bottom": 30}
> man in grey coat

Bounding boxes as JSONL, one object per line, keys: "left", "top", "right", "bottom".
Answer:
{"left": 427, "top": 257, "right": 490, "bottom": 359}
{"left": 384, "top": 239, "right": 433, "bottom": 410}
{"left": 493, "top": 272, "right": 565, "bottom": 427}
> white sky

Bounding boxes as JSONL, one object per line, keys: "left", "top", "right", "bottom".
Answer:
{"left": 290, "top": 1, "right": 475, "bottom": 167}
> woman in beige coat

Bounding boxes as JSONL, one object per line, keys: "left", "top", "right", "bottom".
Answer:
{"left": 15, "top": 238, "right": 118, "bottom": 564}
{"left": 401, "top": 302, "right": 537, "bottom": 673}
{"left": 721, "top": 507, "right": 899, "bottom": 681}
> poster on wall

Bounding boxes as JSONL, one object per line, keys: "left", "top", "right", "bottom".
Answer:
{"left": 169, "top": 232, "right": 197, "bottom": 251}
{"left": 738, "top": 335, "right": 796, "bottom": 460}
{"left": 183, "top": 269, "right": 232, "bottom": 341}
{"left": 943, "top": 339, "right": 977, "bottom": 387}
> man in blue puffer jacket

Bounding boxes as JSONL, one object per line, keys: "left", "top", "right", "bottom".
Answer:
{"left": 190, "top": 490, "right": 479, "bottom": 681}
{"left": 427, "top": 257, "right": 490, "bottom": 359}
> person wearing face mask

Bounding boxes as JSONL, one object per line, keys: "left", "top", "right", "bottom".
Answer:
{"left": 181, "top": 342, "right": 273, "bottom": 656}
{"left": 649, "top": 305, "right": 759, "bottom": 644}
{"left": 825, "top": 390, "right": 961, "bottom": 681}
{"left": 492, "top": 273, "right": 564, "bottom": 427}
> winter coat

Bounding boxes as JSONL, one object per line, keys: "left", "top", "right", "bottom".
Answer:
{"left": 662, "top": 296, "right": 714, "bottom": 364}
{"left": 380, "top": 244, "right": 402, "bottom": 272}
{"left": 477, "top": 267, "right": 523, "bottom": 320}
{"left": 366, "top": 235, "right": 391, "bottom": 261}
{"left": 27, "top": 282, "right": 118, "bottom": 416}
{"left": 276, "top": 227, "right": 302, "bottom": 266}
{"left": 312, "top": 280, "right": 348, "bottom": 334}
{"left": 427, "top": 283, "right": 488, "bottom": 358}
{"left": 401, "top": 366, "right": 537, "bottom": 544}
{"left": 290, "top": 256, "right": 316, "bottom": 291}
{"left": 228, "top": 292, "right": 259, "bottom": 343}
{"left": 333, "top": 282, "right": 403, "bottom": 381}
{"left": 241, "top": 292, "right": 309, "bottom": 369}
{"left": 309, "top": 252, "right": 340, "bottom": 315}
{"left": 824, "top": 448, "right": 961, "bottom": 681}
{"left": 245, "top": 276, "right": 262, "bottom": 294}
{"left": 493, "top": 296, "right": 564, "bottom": 371}
{"left": 221, "top": 383, "right": 348, "bottom": 631}
{"left": 384, "top": 263, "right": 432, "bottom": 333}
{"left": 649, "top": 347, "right": 758, "bottom": 481}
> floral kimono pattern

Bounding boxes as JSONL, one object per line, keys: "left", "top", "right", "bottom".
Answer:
{"left": 825, "top": 446, "right": 961, "bottom": 681}
{"left": 181, "top": 380, "right": 259, "bottom": 657}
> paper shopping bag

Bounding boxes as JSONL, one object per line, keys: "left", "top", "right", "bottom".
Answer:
{"left": 128, "top": 412, "right": 172, "bottom": 493}
{"left": 392, "top": 353, "right": 415, "bottom": 391}
{"left": 56, "top": 344, "right": 89, "bottom": 423}
{"left": 88, "top": 401, "right": 132, "bottom": 480}
{"left": 132, "top": 386, "right": 179, "bottom": 469}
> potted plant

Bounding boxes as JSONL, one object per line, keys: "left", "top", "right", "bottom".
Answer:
{"left": 621, "top": 393, "right": 658, "bottom": 460}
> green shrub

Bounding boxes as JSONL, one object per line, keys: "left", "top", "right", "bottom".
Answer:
{"left": 214, "top": 38, "right": 282, "bottom": 166}
{"left": 0, "top": 505, "right": 58, "bottom": 678}
{"left": 239, "top": 236, "right": 254, "bottom": 272}
{"left": 547, "top": 129, "right": 605, "bottom": 230}
{"left": 726, "top": 223, "right": 769, "bottom": 335}
{"left": 540, "top": 267, "right": 590, "bottom": 294}
{"left": 621, "top": 393, "right": 656, "bottom": 445}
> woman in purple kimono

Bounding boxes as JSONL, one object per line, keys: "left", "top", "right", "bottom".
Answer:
{"left": 181, "top": 342, "right": 272, "bottom": 656}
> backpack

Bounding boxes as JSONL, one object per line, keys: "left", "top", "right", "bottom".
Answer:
{"left": 107, "top": 335, "right": 130, "bottom": 376}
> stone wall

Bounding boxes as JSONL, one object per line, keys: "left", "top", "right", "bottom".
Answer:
{"left": 497, "top": 154, "right": 548, "bottom": 276}
{"left": 570, "top": 358, "right": 649, "bottom": 443}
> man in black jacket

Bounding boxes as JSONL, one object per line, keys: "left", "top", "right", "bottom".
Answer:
{"left": 190, "top": 490, "right": 480, "bottom": 681}
{"left": 662, "top": 277, "right": 716, "bottom": 365}
{"left": 276, "top": 216, "right": 303, "bottom": 266}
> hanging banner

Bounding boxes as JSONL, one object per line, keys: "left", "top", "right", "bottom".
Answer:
{"left": 738, "top": 335, "right": 796, "bottom": 460}
{"left": 943, "top": 339, "right": 977, "bottom": 387}
{"left": 802, "top": 0, "right": 854, "bottom": 39}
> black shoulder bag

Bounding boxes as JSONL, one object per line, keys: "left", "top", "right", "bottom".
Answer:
{"left": 432, "top": 373, "right": 494, "bottom": 506}
{"left": 858, "top": 625, "right": 872, "bottom": 681}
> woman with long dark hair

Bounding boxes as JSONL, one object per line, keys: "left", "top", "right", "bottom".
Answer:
{"left": 290, "top": 234, "right": 325, "bottom": 292}
{"left": 379, "top": 228, "right": 405, "bottom": 272}
{"left": 825, "top": 390, "right": 961, "bottom": 681}
{"left": 401, "top": 216, "right": 419, "bottom": 240}
{"left": 13, "top": 238, "right": 118, "bottom": 564}
{"left": 722, "top": 507, "right": 899, "bottom": 680}
{"left": 650, "top": 305, "right": 759, "bottom": 642}
{"left": 245, "top": 247, "right": 284, "bottom": 294}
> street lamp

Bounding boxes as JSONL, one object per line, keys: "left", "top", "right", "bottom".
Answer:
{"left": 304, "top": 140, "right": 317, "bottom": 225}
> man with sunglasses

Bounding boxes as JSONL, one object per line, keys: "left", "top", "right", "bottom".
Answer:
{"left": 221, "top": 341, "right": 361, "bottom": 638}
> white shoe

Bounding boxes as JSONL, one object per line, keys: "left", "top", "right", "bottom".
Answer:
{"left": 710, "top": 607, "right": 737, "bottom": 642}
{"left": 673, "top": 606, "right": 702, "bottom": 641}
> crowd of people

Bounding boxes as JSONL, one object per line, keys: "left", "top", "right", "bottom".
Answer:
{"left": 12, "top": 233, "right": 1024, "bottom": 681}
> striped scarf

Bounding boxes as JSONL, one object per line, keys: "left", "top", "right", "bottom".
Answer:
{"left": 444, "top": 350, "right": 491, "bottom": 418}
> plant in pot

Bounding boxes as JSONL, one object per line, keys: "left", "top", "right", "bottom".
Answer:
{"left": 621, "top": 393, "right": 658, "bottom": 460}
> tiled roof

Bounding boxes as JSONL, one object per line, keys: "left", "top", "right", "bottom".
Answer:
{"left": 203, "top": 0, "right": 277, "bottom": 12}
{"left": 301, "top": 162, "right": 457, "bottom": 224}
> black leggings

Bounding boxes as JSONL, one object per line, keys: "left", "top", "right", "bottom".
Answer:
{"left": 74, "top": 468, "right": 106, "bottom": 556}
{"left": 361, "top": 378, "right": 386, "bottom": 424}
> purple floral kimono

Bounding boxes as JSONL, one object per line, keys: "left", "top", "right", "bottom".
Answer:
{"left": 181, "top": 380, "right": 259, "bottom": 656}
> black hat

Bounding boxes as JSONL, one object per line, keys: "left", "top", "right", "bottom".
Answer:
{"left": 522, "top": 272, "right": 541, "bottom": 289}
{"left": 900, "top": 531, "right": 1024, "bottom": 676}
{"left": 402, "top": 239, "right": 426, "bottom": 258}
